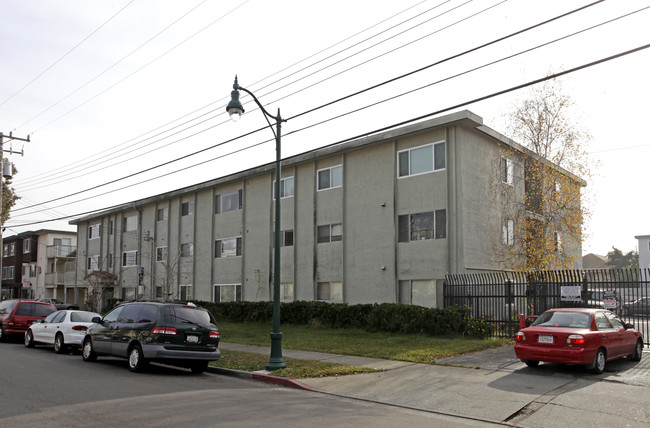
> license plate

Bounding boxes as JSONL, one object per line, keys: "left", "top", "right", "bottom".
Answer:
{"left": 538, "top": 335, "right": 553, "bottom": 344}
{"left": 186, "top": 335, "right": 199, "bottom": 343}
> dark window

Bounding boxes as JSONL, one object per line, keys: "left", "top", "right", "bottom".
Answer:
{"left": 103, "top": 306, "right": 124, "bottom": 323}
{"left": 117, "top": 304, "right": 142, "bottom": 324}
{"left": 136, "top": 305, "right": 158, "bottom": 324}
{"left": 164, "top": 306, "right": 217, "bottom": 326}
{"left": 181, "top": 201, "right": 194, "bottom": 216}
{"left": 317, "top": 224, "right": 342, "bottom": 243}
{"left": 398, "top": 210, "right": 446, "bottom": 242}
{"left": 70, "top": 312, "right": 97, "bottom": 323}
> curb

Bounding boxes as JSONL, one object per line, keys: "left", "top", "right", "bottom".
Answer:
{"left": 208, "top": 366, "right": 313, "bottom": 390}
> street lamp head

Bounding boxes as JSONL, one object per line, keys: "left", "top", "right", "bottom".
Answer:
{"left": 226, "top": 75, "right": 244, "bottom": 122}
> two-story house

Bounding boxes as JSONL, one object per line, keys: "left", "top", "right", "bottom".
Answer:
{"left": 69, "top": 110, "right": 584, "bottom": 310}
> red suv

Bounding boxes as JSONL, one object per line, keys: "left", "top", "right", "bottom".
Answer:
{"left": 0, "top": 299, "right": 57, "bottom": 341}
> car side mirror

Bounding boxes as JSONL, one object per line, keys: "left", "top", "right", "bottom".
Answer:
{"left": 625, "top": 322, "right": 634, "bottom": 329}
{"left": 91, "top": 316, "right": 102, "bottom": 323}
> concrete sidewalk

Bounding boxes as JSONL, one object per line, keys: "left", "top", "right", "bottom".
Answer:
{"left": 214, "top": 342, "right": 650, "bottom": 426}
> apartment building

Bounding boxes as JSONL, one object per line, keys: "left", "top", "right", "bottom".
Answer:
{"left": 1, "top": 230, "right": 76, "bottom": 300}
{"left": 69, "top": 110, "right": 583, "bottom": 310}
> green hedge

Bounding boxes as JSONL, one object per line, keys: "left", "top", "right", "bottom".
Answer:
{"left": 195, "top": 300, "right": 493, "bottom": 338}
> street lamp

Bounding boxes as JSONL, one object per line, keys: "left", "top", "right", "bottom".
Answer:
{"left": 227, "top": 76, "right": 286, "bottom": 371}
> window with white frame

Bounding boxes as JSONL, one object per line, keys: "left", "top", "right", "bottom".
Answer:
{"left": 281, "top": 283, "right": 294, "bottom": 301}
{"left": 213, "top": 284, "right": 241, "bottom": 302}
{"left": 122, "top": 250, "right": 137, "bottom": 267}
{"left": 215, "top": 237, "right": 242, "bottom": 258}
{"left": 317, "top": 282, "right": 343, "bottom": 302}
{"left": 398, "top": 142, "right": 445, "bottom": 178}
{"left": 156, "top": 207, "right": 168, "bottom": 221}
{"left": 274, "top": 230, "right": 294, "bottom": 247}
{"left": 181, "top": 243, "right": 194, "bottom": 257}
{"left": 88, "top": 224, "right": 100, "bottom": 240}
{"left": 179, "top": 284, "right": 193, "bottom": 300}
{"left": 23, "top": 239, "right": 31, "bottom": 253}
{"left": 156, "top": 246, "right": 167, "bottom": 262}
{"left": 317, "top": 224, "right": 342, "bottom": 243}
{"left": 2, "top": 244, "right": 7, "bottom": 257}
{"left": 502, "top": 219, "right": 514, "bottom": 246}
{"left": 5, "top": 242, "right": 15, "bottom": 256}
{"left": 2, "top": 266, "right": 15, "bottom": 280}
{"left": 273, "top": 176, "right": 294, "bottom": 199}
{"left": 500, "top": 157, "right": 513, "bottom": 185}
{"left": 123, "top": 215, "right": 137, "bottom": 232}
{"left": 317, "top": 165, "right": 342, "bottom": 190}
{"left": 181, "top": 201, "right": 194, "bottom": 216}
{"left": 215, "top": 190, "right": 242, "bottom": 213}
{"left": 398, "top": 210, "right": 446, "bottom": 242}
{"left": 87, "top": 255, "right": 99, "bottom": 271}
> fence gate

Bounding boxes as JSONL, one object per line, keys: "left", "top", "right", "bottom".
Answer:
{"left": 444, "top": 269, "right": 650, "bottom": 346}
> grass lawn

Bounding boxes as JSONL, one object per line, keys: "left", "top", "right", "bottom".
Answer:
{"left": 210, "top": 321, "right": 511, "bottom": 378}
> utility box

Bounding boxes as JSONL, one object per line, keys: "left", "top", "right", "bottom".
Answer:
{"left": 2, "top": 159, "right": 12, "bottom": 179}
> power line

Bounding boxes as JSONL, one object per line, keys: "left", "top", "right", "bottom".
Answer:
{"left": 8, "top": 41, "right": 650, "bottom": 228}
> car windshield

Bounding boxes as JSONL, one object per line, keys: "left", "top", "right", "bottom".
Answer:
{"left": 164, "top": 306, "right": 216, "bottom": 327}
{"left": 70, "top": 312, "right": 98, "bottom": 322}
{"left": 531, "top": 311, "right": 591, "bottom": 328}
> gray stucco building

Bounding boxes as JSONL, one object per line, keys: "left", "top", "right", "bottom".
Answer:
{"left": 69, "top": 110, "right": 583, "bottom": 310}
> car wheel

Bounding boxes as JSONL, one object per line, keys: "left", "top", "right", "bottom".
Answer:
{"left": 82, "top": 338, "right": 97, "bottom": 362}
{"left": 523, "top": 360, "right": 539, "bottom": 368}
{"left": 54, "top": 333, "right": 66, "bottom": 354}
{"left": 128, "top": 345, "right": 147, "bottom": 372}
{"left": 630, "top": 340, "right": 643, "bottom": 362}
{"left": 589, "top": 348, "right": 606, "bottom": 374}
{"left": 24, "top": 330, "right": 35, "bottom": 348}
{"left": 190, "top": 361, "right": 209, "bottom": 374}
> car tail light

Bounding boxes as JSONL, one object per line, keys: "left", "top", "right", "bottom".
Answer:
{"left": 72, "top": 325, "right": 88, "bottom": 331}
{"left": 516, "top": 332, "right": 526, "bottom": 342}
{"left": 209, "top": 331, "right": 220, "bottom": 339}
{"left": 566, "top": 334, "right": 585, "bottom": 345}
{"left": 152, "top": 327, "right": 177, "bottom": 335}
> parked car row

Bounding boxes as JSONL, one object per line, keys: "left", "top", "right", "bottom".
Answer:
{"left": 0, "top": 299, "right": 221, "bottom": 374}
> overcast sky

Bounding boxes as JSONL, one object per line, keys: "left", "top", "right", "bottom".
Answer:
{"left": 1, "top": 0, "right": 648, "bottom": 257}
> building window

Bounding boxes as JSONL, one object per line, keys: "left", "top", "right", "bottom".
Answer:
{"left": 179, "top": 284, "right": 193, "bottom": 300}
{"left": 23, "top": 239, "right": 31, "bottom": 253}
{"left": 213, "top": 284, "right": 241, "bottom": 302}
{"left": 156, "top": 246, "right": 167, "bottom": 262}
{"left": 317, "top": 165, "right": 342, "bottom": 190}
{"left": 88, "top": 224, "right": 100, "bottom": 240}
{"left": 273, "top": 176, "right": 294, "bottom": 199}
{"left": 123, "top": 215, "right": 137, "bottom": 232}
{"left": 122, "top": 250, "right": 137, "bottom": 267}
{"left": 317, "top": 224, "right": 342, "bottom": 243}
{"left": 216, "top": 190, "right": 242, "bottom": 213}
{"left": 399, "top": 280, "right": 436, "bottom": 307}
{"left": 181, "top": 243, "right": 194, "bottom": 257}
{"left": 274, "top": 230, "right": 294, "bottom": 247}
{"left": 398, "top": 142, "right": 445, "bottom": 178}
{"left": 181, "top": 201, "right": 194, "bottom": 216}
{"left": 501, "top": 157, "right": 513, "bottom": 185}
{"left": 157, "top": 207, "right": 168, "bottom": 221}
{"left": 5, "top": 242, "right": 15, "bottom": 256}
{"left": 155, "top": 287, "right": 163, "bottom": 298}
{"left": 281, "top": 283, "right": 294, "bottom": 301}
{"left": 502, "top": 219, "right": 514, "bottom": 246}
{"left": 555, "top": 232, "right": 562, "bottom": 252}
{"left": 317, "top": 282, "right": 343, "bottom": 302}
{"left": 398, "top": 210, "right": 446, "bottom": 242}
{"left": 2, "top": 266, "right": 14, "bottom": 280}
{"left": 87, "top": 255, "right": 99, "bottom": 271}
{"left": 215, "top": 237, "right": 242, "bottom": 258}
{"left": 107, "top": 253, "right": 113, "bottom": 269}
{"left": 121, "top": 287, "right": 136, "bottom": 301}
{"left": 108, "top": 220, "right": 114, "bottom": 235}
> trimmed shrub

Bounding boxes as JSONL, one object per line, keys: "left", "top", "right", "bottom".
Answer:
{"left": 195, "top": 300, "right": 485, "bottom": 337}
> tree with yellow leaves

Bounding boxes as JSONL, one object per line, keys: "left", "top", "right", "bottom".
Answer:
{"left": 494, "top": 79, "right": 593, "bottom": 270}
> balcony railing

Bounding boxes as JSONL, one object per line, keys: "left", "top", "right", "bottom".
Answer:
{"left": 45, "top": 272, "right": 65, "bottom": 286}
{"left": 46, "top": 245, "right": 75, "bottom": 258}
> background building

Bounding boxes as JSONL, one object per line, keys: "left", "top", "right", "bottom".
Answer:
{"left": 70, "top": 110, "right": 583, "bottom": 310}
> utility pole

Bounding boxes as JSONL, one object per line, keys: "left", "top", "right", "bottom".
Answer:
{"left": 0, "top": 132, "right": 28, "bottom": 301}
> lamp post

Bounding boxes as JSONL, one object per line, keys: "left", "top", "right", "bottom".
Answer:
{"left": 226, "top": 76, "right": 286, "bottom": 371}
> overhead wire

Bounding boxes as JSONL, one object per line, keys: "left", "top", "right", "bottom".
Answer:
{"left": 9, "top": 40, "right": 650, "bottom": 225}
{"left": 11, "top": 0, "right": 625, "bottom": 212}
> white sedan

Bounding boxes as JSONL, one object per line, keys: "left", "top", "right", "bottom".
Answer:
{"left": 25, "top": 310, "right": 100, "bottom": 353}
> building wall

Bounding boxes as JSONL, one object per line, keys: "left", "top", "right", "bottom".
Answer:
{"left": 71, "top": 111, "right": 584, "bottom": 309}
{"left": 637, "top": 235, "right": 650, "bottom": 269}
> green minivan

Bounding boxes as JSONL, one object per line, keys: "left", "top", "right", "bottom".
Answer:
{"left": 82, "top": 301, "right": 220, "bottom": 373}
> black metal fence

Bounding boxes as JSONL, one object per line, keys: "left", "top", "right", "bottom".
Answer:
{"left": 444, "top": 269, "right": 650, "bottom": 345}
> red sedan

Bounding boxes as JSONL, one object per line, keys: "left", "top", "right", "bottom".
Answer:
{"left": 514, "top": 308, "right": 643, "bottom": 374}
